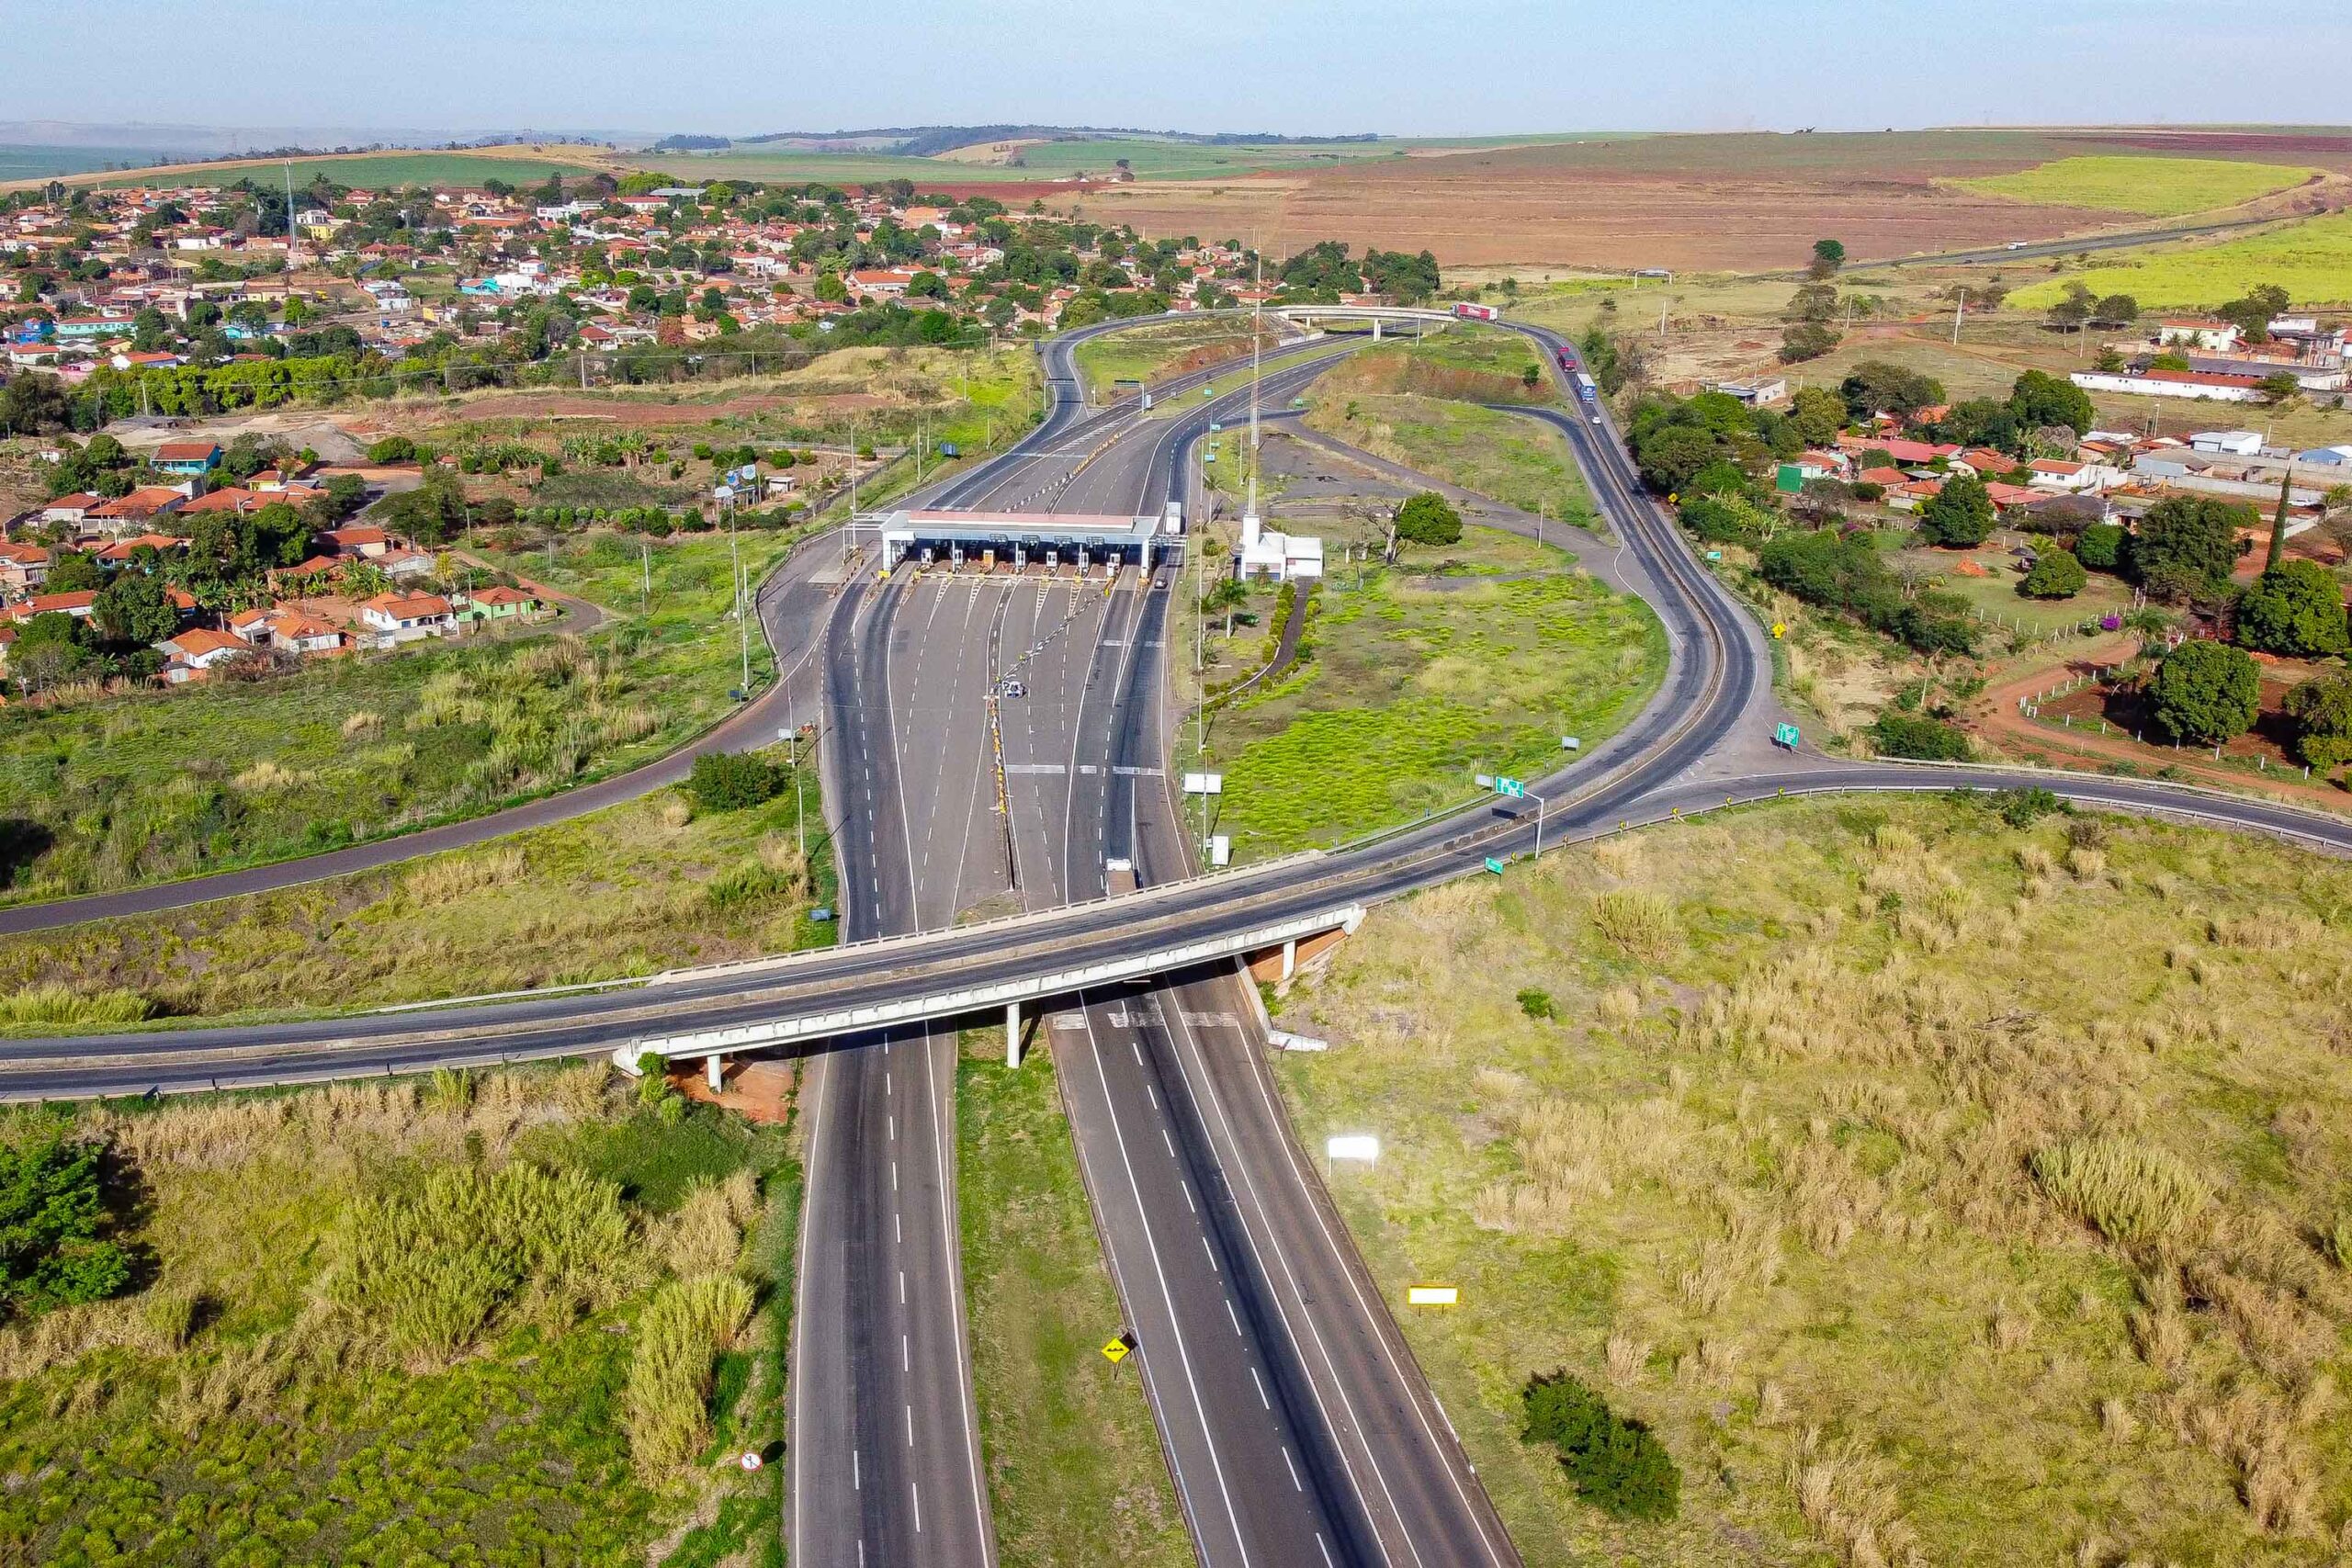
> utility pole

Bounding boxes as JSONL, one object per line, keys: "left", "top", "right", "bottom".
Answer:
{"left": 728, "top": 490, "right": 750, "bottom": 691}
{"left": 640, "top": 538, "right": 650, "bottom": 613}
{"left": 1951, "top": 288, "right": 1967, "bottom": 347}
{"left": 285, "top": 160, "right": 298, "bottom": 272}
{"left": 1248, "top": 250, "right": 1262, "bottom": 519}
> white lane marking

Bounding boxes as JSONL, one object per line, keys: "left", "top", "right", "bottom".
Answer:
{"left": 1250, "top": 1366, "right": 1270, "bottom": 1411}
{"left": 892, "top": 1160, "right": 899, "bottom": 1191}
{"left": 1317, "top": 1534, "right": 1334, "bottom": 1568}
{"left": 903, "top": 1334, "right": 910, "bottom": 1372}
{"left": 853, "top": 1449, "right": 859, "bottom": 1489}
{"left": 1182, "top": 1184, "right": 1196, "bottom": 1214}
{"left": 1147, "top": 1084, "right": 1159, "bottom": 1111}
{"left": 889, "top": 1113, "right": 896, "bottom": 1142}
{"left": 1078, "top": 998, "right": 1252, "bottom": 1566}
{"left": 899, "top": 1269, "right": 907, "bottom": 1304}
{"left": 1227, "top": 1298, "right": 1241, "bottom": 1337}
{"left": 895, "top": 1212, "right": 902, "bottom": 1245}
{"left": 912, "top": 1483, "right": 922, "bottom": 1534}
{"left": 1284, "top": 1448, "right": 1303, "bottom": 1492}
{"left": 907, "top": 1403, "right": 915, "bottom": 1448}
{"left": 1204, "top": 1235, "right": 1220, "bottom": 1275}
{"left": 1162, "top": 1128, "right": 1177, "bottom": 1159}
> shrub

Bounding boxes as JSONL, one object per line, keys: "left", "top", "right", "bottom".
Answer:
{"left": 686, "top": 751, "right": 783, "bottom": 811}
{"left": 625, "top": 1273, "right": 756, "bottom": 1476}
{"left": 2150, "top": 640, "right": 2260, "bottom": 745}
{"left": 1521, "top": 1371, "right": 1680, "bottom": 1522}
{"left": 1871, "top": 713, "right": 1971, "bottom": 761}
{"left": 2020, "top": 547, "right": 2087, "bottom": 599}
{"left": 1393, "top": 491, "right": 1463, "bottom": 547}
{"left": 2284, "top": 674, "right": 2352, "bottom": 771}
{"left": 2130, "top": 496, "right": 2253, "bottom": 601}
{"left": 365, "top": 434, "right": 417, "bottom": 464}
{"left": 0, "top": 1125, "right": 132, "bottom": 1319}
{"left": 1591, "top": 891, "right": 1680, "bottom": 964}
{"left": 1517, "top": 987, "right": 1556, "bottom": 1021}
{"left": 2030, "top": 1136, "right": 2209, "bottom": 1247}
{"left": 2075, "top": 523, "right": 2126, "bottom": 571}
{"left": 2234, "top": 560, "right": 2349, "bottom": 657}
{"left": 1990, "top": 786, "right": 2067, "bottom": 828}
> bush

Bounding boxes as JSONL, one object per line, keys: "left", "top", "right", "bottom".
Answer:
{"left": 1758, "top": 528, "right": 1977, "bottom": 657}
{"left": 2150, "top": 639, "right": 2260, "bottom": 745}
{"left": 366, "top": 434, "right": 417, "bottom": 464}
{"left": 2030, "top": 1136, "right": 2209, "bottom": 1247}
{"left": 1393, "top": 491, "right": 1463, "bottom": 547}
{"left": 1516, "top": 987, "right": 1556, "bottom": 1021}
{"left": 2130, "top": 496, "right": 2253, "bottom": 601}
{"left": 2234, "top": 559, "right": 2349, "bottom": 657}
{"left": 1990, "top": 786, "right": 2068, "bottom": 828}
{"left": 2283, "top": 673, "right": 2352, "bottom": 771}
{"left": 1521, "top": 1371, "right": 1679, "bottom": 1522}
{"left": 0, "top": 1125, "right": 132, "bottom": 1319}
{"left": 686, "top": 751, "right": 784, "bottom": 811}
{"left": 1590, "top": 891, "right": 1679, "bottom": 964}
{"left": 2020, "top": 547, "right": 2087, "bottom": 599}
{"left": 1871, "top": 712, "right": 1971, "bottom": 761}
{"left": 625, "top": 1272, "right": 756, "bottom": 1476}
{"left": 2075, "top": 523, "right": 2126, "bottom": 571}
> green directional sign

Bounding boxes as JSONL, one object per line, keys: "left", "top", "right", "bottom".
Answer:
{"left": 1484, "top": 856, "right": 1508, "bottom": 875}
{"left": 1774, "top": 722, "right": 1801, "bottom": 749}
{"left": 1494, "top": 777, "right": 1525, "bottom": 799}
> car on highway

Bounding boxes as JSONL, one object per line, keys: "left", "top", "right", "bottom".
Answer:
{"left": 999, "top": 679, "right": 1025, "bottom": 698}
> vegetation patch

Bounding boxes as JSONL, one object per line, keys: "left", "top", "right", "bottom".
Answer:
{"left": 1273, "top": 795, "right": 2352, "bottom": 1565}
{"left": 957, "top": 1043, "right": 1191, "bottom": 1568}
{"left": 1948, "top": 155, "right": 2320, "bottom": 217}
{"left": 1307, "top": 393, "right": 1599, "bottom": 528}
{"left": 2007, "top": 210, "right": 2352, "bottom": 311}
{"left": 0, "top": 1066, "right": 794, "bottom": 1567}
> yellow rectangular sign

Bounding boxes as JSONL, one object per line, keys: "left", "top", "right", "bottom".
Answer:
{"left": 1407, "top": 1285, "right": 1459, "bottom": 1307}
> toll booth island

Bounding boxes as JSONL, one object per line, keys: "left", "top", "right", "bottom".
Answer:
{"left": 867, "top": 508, "right": 1181, "bottom": 574}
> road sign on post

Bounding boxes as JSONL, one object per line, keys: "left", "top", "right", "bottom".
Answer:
{"left": 1182, "top": 773, "right": 1223, "bottom": 795}
{"left": 1774, "top": 722, "right": 1801, "bottom": 750}
{"left": 1494, "top": 777, "right": 1525, "bottom": 799}
{"left": 1484, "top": 856, "right": 1507, "bottom": 875}
{"left": 1102, "top": 1330, "right": 1136, "bottom": 1365}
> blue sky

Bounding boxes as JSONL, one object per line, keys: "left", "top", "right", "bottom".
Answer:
{"left": 15, "top": 0, "right": 2350, "bottom": 138}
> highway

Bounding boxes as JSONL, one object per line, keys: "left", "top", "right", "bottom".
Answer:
{"left": 9, "top": 306, "right": 2352, "bottom": 1568}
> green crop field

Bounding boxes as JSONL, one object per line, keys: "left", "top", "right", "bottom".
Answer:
{"left": 2008, "top": 209, "right": 2352, "bottom": 310}
{"left": 0, "top": 144, "right": 186, "bottom": 182}
{"left": 1949, "top": 154, "right": 2322, "bottom": 217}
{"left": 1274, "top": 794, "right": 2352, "bottom": 1565}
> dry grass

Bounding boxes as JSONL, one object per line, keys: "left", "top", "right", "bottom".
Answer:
{"left": 1274, "top": 795, "right": 2352, "bottom": 1566}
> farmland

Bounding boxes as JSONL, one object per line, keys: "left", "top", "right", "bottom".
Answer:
{"left": 83, "top": 148, "right": 615, "bottom": 193}
{"left": 1276, "top": 794, "right": 2352, "bottom": 1567}
{"left": 0, "top": 1066, "right": 793, "bottom": 1568}
{"left": 2007, "top": 209, "right": 2352, "bottom": 310}
{"left": 1949, "top": 155, "right": 2324, "bottom": 217}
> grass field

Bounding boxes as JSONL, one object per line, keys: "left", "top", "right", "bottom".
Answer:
{"left": 0, "top": 763, "right": 831, "bottom": 1027}
{"left": 957, "top": 1043, "right": 1192, "bottom": 1568}
{"left": 1948, "top": 155, "right": 2323, "bottom": 217}
{"left": 1070, "top": 318, "right": 1272, "bottom": 400}
{"left": 1306, "top": 393, "right": 1600, "bottom": 528}
{"left": 1274, "top": 794, "right": 2352, "bottom": 1566}
{"left": 0, "top": 144, "right": 184, "bottom": 182}
{"left": 0, "top": 529, "right": 793, "bottom": 904}
{"left": 2008, "top": 210, "right": 2352, "bottom": 310}
{"left": 1207, "top": 529, "right": 1664, "bottom": 859}
{"left": 0, "top": 1067, "right": 791, "bottom": 1567}
{"left": 91, "top": 150, "right": 610, "bottom": 192}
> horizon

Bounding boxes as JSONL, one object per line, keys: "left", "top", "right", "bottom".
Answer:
{"left": 12, "top": 0, "right": 2352, "bottom": 141}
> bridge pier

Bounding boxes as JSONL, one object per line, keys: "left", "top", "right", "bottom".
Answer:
{"left": 1006, "top": 999, "right": 1023, "bottom": 1068}
{"left": 1371, "top": 318, "right": 1382, "bottom": 341}
{"left": 1281, "top": 937, "right": 1297, "bottom": 982}
{"left": 707, "top": 1054, "right": 723, "bottom": 1092}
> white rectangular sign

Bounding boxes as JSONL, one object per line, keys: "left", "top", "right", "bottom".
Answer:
{"left": 1406, "top": 1285, "right": 1459, "bottom": 1307}
{"left": 1326, "top": 1134, "right": 1380, "bottom": 1163}
{"left": 1182, "top": 773, "right": 1224, "bottom": 795}
{"left": 1207, "top": 834, "right": 1231, "bottom": 866}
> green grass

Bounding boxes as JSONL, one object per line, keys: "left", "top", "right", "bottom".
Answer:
{"left": 0, "top": 529, "right": 795, "bottom": 903}
{"left": 1207, "top": 546, "right": 1666, "bottom": 859}
{"left": 1947, "top": 155, "right": 2322, "bottom": 218}
{"left": 1071, "top": 318, "right": 1269, "bottom": 399}
{"left": 2008, "top": 209, "right": 2352, "bottom": 310}
{"left": 0, "top": 762, "right": 833, "bottom": 1028}
{"left": 1306, "top": 393, "right": 1599, "bottom": 528}
{"left": 0, "top": 144, "right": 187, "bottom": 182}
{"left": 0, "top": 1069, "right": 790, "bottom": 1568}
{"left": 1898, "top": 547, "right": 2137, "bottom": 635}
{"left": 957, "top": 1043, "right": 1191, "bottom": 1568}
{"left": 1272, "top": 795, "right": 2352, "bottom": 1565}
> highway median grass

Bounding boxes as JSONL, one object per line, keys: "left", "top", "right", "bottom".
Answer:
{"left": 0, "top": 761, "right": 833, "bottom": 1029}
{"left": 1272, "top": 794, "right": 2352, "bottom": 1566}
{"left": 1070, "top": 318, "right": 1280, "bottom": 400}
{"left": 957, "top": 1040, "right": 1192, "bottom": 1568}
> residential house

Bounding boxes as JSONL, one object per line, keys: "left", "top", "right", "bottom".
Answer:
{"left": 375, "top": 547, "right": 436, "bottom": 580}
{"left": 156, "top": 626, "right": 248, "bottom": 682}
{"left": 1234, "top": 513, "right": 1323, "bottom": 582}
{"left": 95, "top": 531, "right": 187, "bottom": 563}
{"left": 263, "top": 609, "right": 345, "bottom": 655}
{"left": 85, "top": 486, "right": 189, "bottom": 534}
{"left": 40, "top": 493, "right": 101, "bottom": 528}
{"left": 2069, "top": 367, "right": 2268, "bottom": 404}
{"left": 357, "top": 592, "right": 454, "bottom": 642}
{"left": 152, "top": 442, "right": 222, "bottom": 477}
{"left": 457, "top": 584, "right": 546, "bottom": 624}
{"left": 0, "top": 542, "right": 50, "bottom": 591}
{"left": 322, "top": 525, "right": 391, "bottom": 558}
{"left": 2154, "top": 319, "right": 2243, "bottom": 353}
{"left": 10, "top": 590, "right": 97, "bottom": 622}
{"left": 2027, "top": 458, "right": 2128, "bottom": 493}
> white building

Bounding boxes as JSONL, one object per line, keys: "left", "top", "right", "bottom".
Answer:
{"left": 2070, "top": 368, "right": 2265, "bottom": 404}
{"left": 1235, "top": 513, "right": 1323, "bottom": 583}
{"left": 2191, "top": 430, "right": 2266, "bottom": 456}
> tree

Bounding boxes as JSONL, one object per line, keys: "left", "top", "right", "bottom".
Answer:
{"left": 0, "top": 372, "right": 71, "bottom": 435}
{"left": 812, "top": 272, "right": 848, "bottom": 303}
{"left": 1521, "top": 1372, "right": 1679, "bottom": 1523}
{"left": 2283, "top": 674, "right": 2352, "bottom": 772}
{"left": 2150, "top": 639, "right": 2260, "bottom": 745}
{"left": 686, "top": 751, "right": 783, "bottom": 811}
{"left": 1393, "top": 491, "right": 1463, "bottom": 547}
{"left": 2021, "top": 547, "right": 2088, "bottom": 599}
{"left": 2091, "top": 294, "right": 2139, "bottom": 327}
{"left": 1838, "top": 361, "right": 1945, "bottom": 423}
{"left": 1808, "top": 238, "right": 1846, "bottom": 278}
{"left": 2234, "top": 559, "right": 2349, "bottom": 656}
{"left": 2257, "top": 371, "right": 2301, "bottom": 405}
{"left": 0, "top": 1125, "right": 132, "bottom": 1319}
{"left": 2215, "top": 284, "right": 2290, "bottom": 344}
{"left": 366, "top": 434, "right": 416, "bottom": 464}
{"left": 2130, "top": 496, "right": 2252, "bottom": 601}
{"left": 2045, "top": 282, "right": 2096, "bottom": 334}
{"left": 1918, "top": 475, "right": 1996, "bottom": 547}
{"left": 1871, "top": 712, "right": 1972, "bottom": 760}
{"left": 92, "top": 570, "right": 177, "bottom": 646}
{"left": 130, "top": 306, "right": 170, "bottom": 353}
{"left": 2008, "top": 369, "right": 2096, "bottom": 435}
{"left": 44, "top": 551, "right": 102, "bottom": 593}
{"left": 2075, "top": 523, "right": 2126, "bottom": 571}
{"left": 1779, "top": 322, "right": 1839, "bottom": 364}
{"left": 1787, "top": 384, "right": 1845, "bottom": 446}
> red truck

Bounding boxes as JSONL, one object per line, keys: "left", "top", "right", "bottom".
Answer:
{"left": 1452, "top": 301, "right": 1500, "bottom": 321}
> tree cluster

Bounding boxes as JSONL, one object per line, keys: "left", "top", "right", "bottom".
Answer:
{"left": 1758, "top": 527, "right": 1978, "bottom": 656}
{"left": 1521, "top": 1372, "right": 1679, "bottom": 1522}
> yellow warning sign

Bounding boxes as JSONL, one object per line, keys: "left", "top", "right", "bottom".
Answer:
{"left": 1407, "top": 1285, "right": 1460, "bottom": 1307}
{"left": 1102, "top": 1332, "right": 1136, "bottom": 1365}
{"left": 1770, "top": 622, "right": 1786, "bottom": 638}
